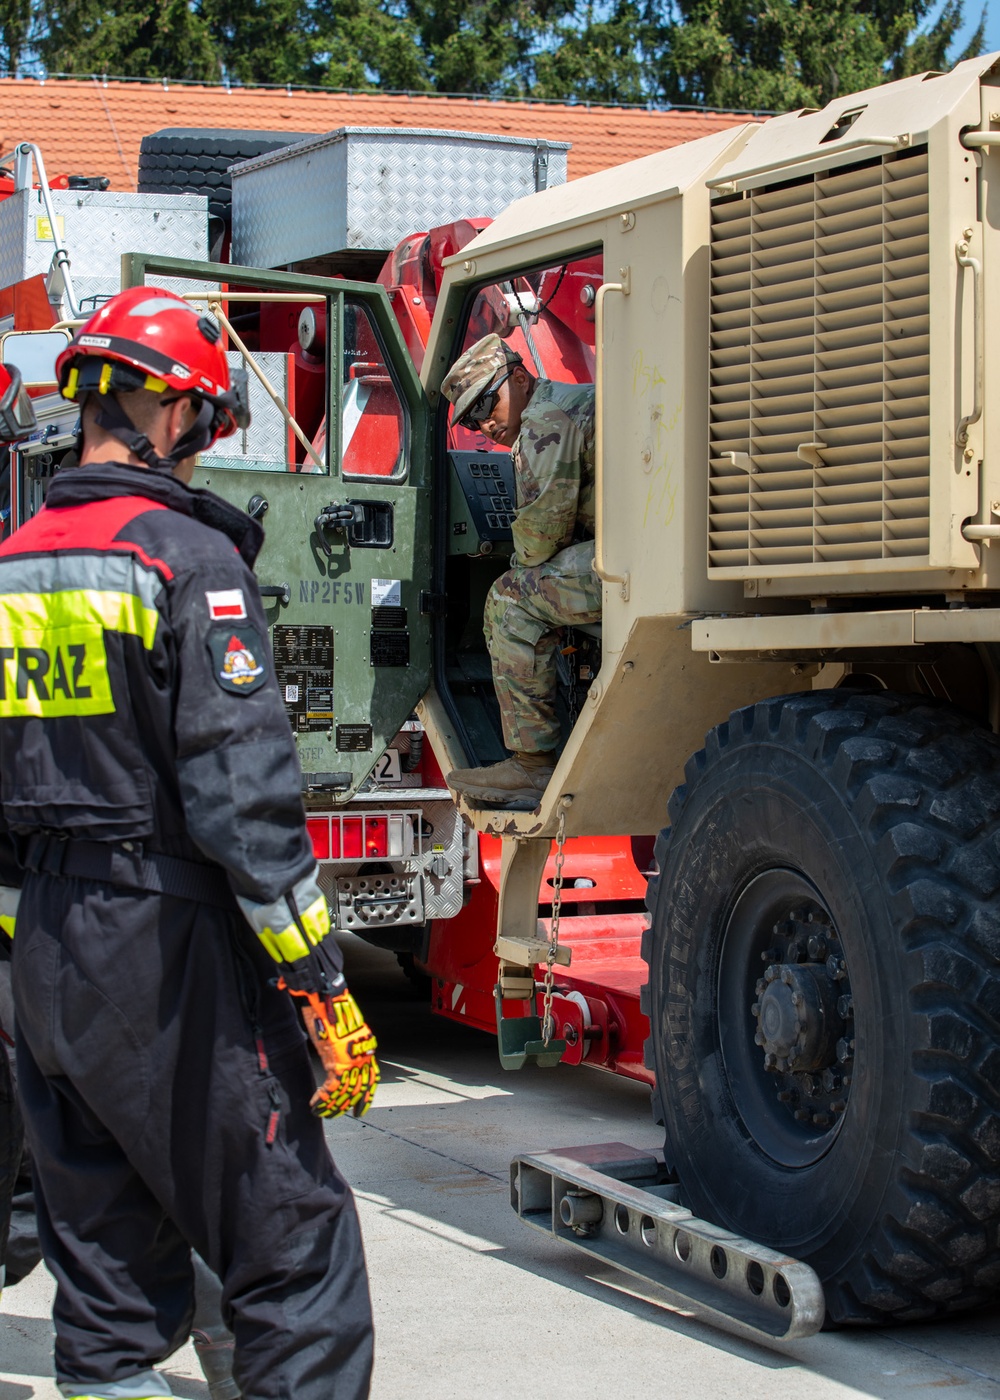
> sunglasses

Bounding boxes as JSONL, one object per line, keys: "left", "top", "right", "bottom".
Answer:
{"left": 459, "top": 368, "right": 513, "bottom": 431}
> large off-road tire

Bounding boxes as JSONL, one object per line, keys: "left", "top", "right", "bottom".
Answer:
{"left": 641, "top": 691, "right": 1000, "bottom": 1324}
{"left": 137, "top": 128, "right": 312, "bottom": 225}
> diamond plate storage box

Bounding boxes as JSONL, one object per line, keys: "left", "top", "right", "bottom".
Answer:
{"left": 0, "top": 188, "right": 208, "bottom": 308}
{"left": 231, "top": 127, "right": 569, "bottom": 267}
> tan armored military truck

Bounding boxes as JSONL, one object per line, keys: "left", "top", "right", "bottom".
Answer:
{"left": 8, "top": 53, "right": 999, "bottom": 1335}
{"left": 415, "top": 52, "right": 1000, "bottom": 1328}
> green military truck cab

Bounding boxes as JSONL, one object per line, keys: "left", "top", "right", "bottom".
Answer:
{"left": 122, "top": 255, "right": 434, "bottom": 801}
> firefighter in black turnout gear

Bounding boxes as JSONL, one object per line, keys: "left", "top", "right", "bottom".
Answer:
{"left": 0, "top": 287, "right": 377, "bottom": 1400}
{"left": 0, "top": 361, "right": 44, "bottom": 1305}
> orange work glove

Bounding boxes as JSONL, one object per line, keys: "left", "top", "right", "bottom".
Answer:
{"left": 297, "top": 988, "right": 380, "bottom": 1119}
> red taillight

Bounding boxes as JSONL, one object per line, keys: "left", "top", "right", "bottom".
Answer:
{"left": 308, "top": 816, "right": 389, "bottom": 860}
{"left": 341, "top": 820, "right": 363, "bottom": 859}
{"left": 364, "top": 819, "right": 388, "bottom": 857}
{"left": 307, "top": 818, "right": 330, "bottom": 859}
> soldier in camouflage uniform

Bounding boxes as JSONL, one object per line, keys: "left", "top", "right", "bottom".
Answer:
{"left": 441, "top": 334, "right": 600, "bottom": 806}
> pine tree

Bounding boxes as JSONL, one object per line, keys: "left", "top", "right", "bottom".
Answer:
{"left": 37, "top": 0, "right": 218, "bottom": 79}
{"left": 15, "top": 0, "right": 991, "bottom": 111}
{"left": 0, "top": 0, "right": 33, "bottom": 76}
{"left": 652, "top": 0, "right": 988, "bottom": 111}
{"left": 304, "top": 0, "right": 431, "bottom": 90}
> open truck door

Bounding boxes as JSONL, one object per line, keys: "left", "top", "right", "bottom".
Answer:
{"left": 123, "top": 256, "right": 432, "bottom": 801}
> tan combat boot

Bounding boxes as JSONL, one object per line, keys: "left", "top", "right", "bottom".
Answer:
{"left": 447, "top": 751, "right": 556, "bottom": 808}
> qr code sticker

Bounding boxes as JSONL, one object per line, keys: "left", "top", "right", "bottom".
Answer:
{"left": 285, "top": 685, "right": 300, "bottom": 703}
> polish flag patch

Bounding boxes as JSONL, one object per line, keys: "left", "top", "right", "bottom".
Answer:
{"left": 206, "top": 588, "right": 247, "bottom": 620}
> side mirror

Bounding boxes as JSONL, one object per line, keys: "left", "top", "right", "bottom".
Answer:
{"left": 0, "top": 363, "right": 40, "bottom": 442}
{"left": 0, "top": 328, "right": 72, "bottom": 389}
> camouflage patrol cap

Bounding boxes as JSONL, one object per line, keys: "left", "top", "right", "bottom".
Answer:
{"left": 440, "top": 334, "right": 522, "bottom": 422}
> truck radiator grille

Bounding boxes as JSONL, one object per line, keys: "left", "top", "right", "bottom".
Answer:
{"left": 707, "top": 148, "right": 930, "bottom": 575}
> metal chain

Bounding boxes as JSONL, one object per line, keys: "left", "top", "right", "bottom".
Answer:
{"left": 564, "top": 627, "right": 579, "bottom": 727}
{"left": 510, "top": 264, "right": 568, "bottom": 320}
{"left": 541, "top": 800, "right": 570, "bottom": 1045}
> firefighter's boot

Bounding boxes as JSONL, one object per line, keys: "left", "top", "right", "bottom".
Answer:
{"left": 191, "top": 1329, "right": 240, "bottom": 1400}
{"left": 191, "top": 1253, "right": 241, "bottom": 1400}
{"left": 447, "top": 751, "right": 556, "bottom": 808}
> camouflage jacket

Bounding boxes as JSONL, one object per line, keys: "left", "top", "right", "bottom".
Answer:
{"left": 512, "top": 379, "right": 596, "bottom": 568}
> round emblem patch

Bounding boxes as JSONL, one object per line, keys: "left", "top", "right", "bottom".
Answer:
{"left": 208, "top": 624, "right": 268, "bottom": 695}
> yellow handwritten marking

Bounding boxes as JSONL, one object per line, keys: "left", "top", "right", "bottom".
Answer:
{"left": 640, "top": 398, "right": 683, "bottom": 529}
{"left": 632, "top": 348, "right": 667, "bottom": 398}
{"left": 643, "top": 465, "right": 678, "bottom": 529}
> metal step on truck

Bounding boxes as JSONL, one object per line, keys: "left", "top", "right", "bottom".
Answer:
{"left": 4, "top": 50, "right": 1000, "bottom": 1341}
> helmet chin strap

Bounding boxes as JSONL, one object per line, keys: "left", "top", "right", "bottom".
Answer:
{"left": 92, "top": 393, "right": 218, "bottom": 473}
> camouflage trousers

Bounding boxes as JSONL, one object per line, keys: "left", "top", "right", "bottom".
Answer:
{"left": 483, "top": 540, "right": 602, "bottom": 753}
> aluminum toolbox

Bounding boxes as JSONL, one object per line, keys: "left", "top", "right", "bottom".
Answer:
{"left": 231, "top": 127, "right": 569, "bottom": 268}
{"left": 0, "top": 188, "right": 208, "bottom": 309}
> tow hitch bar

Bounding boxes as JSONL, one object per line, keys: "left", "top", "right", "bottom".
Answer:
{"left": 511, "top": 1142, "right": 825, "bottom": 1342}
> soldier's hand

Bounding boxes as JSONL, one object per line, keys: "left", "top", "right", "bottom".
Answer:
{"left": 299, "top": 988, "right": 380, "bottom": 1119}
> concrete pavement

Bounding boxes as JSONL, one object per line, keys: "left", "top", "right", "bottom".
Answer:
{"left": 3, "top": 934, "right": 1000, "bottom": 1399}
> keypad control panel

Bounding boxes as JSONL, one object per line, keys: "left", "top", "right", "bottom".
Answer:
{"left": 449, "top": 451, "right": 517, "bottom": 544}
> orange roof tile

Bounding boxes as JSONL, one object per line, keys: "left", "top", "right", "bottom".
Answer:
{"left": 0, "top": 77, "right": 761, "bottom": 191}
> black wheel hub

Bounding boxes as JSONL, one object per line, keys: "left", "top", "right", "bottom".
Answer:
{"left": 718, "top": 872, "right": 855, "bottom": 1167}
{"left": 754, "top": 956, "right": 843, "bottom": 1074}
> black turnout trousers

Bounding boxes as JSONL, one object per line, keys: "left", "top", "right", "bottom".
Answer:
{"left": 0, "top": 1030, "right": 19, "bottom": 1281}
{"left": 13, "top": 872, "right": 373, "bottom": 1400}
{"left": 1, "top": 958, "right": 42, "bottom": 1289}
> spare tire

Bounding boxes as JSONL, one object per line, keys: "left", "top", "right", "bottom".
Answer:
{"left": 137, "top": 128, "right": 314, "bottom": 226}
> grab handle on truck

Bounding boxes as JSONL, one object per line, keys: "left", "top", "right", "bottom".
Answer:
{"left": 594, "top": 270, "right": 631, "bottom": 602}
{"left": 956, "top": 238, "right": 983, "bottom": 449}
{"left": 706, "top": 134, "right": 906, "bottom": 192}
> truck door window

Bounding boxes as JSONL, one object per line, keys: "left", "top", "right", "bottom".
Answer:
{"left": 437, "top": 250, "right": 603, "bottom": 768}
{"left": 340, "top": 300, "right": 407, "bottom": 480}
{"left": 445, "top": 253, "right": 601, "bottom": 550}
{"left": 201, "top": 347, "right": 328, "bottom": 474}
{"left": 199, "top": 293, "right": 331, "bottom": 476}
{"left": 456, "top": 253, "right": 601, "bottom": 422}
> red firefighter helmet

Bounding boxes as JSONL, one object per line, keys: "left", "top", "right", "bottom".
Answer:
{"left": 0, "top": 363, "right": 39, "bottom": 443}
{"left": 56, "top": 286, "right": 250, "bottom": 470}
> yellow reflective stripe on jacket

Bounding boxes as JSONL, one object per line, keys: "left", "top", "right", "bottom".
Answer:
{"left": 0, "top": 886, "right": 19, "bottom": 941}
{"left": 257, "top": 922, "right": 312, "bottom": 964}
{"left": 256, "top": 895, "right": 331, "bottom": 965}
{"left": 298, "top": 894, "right": 329, "bottom": 947}
{"left": 0, "top": 589, "right": 159, "bottom": 718}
